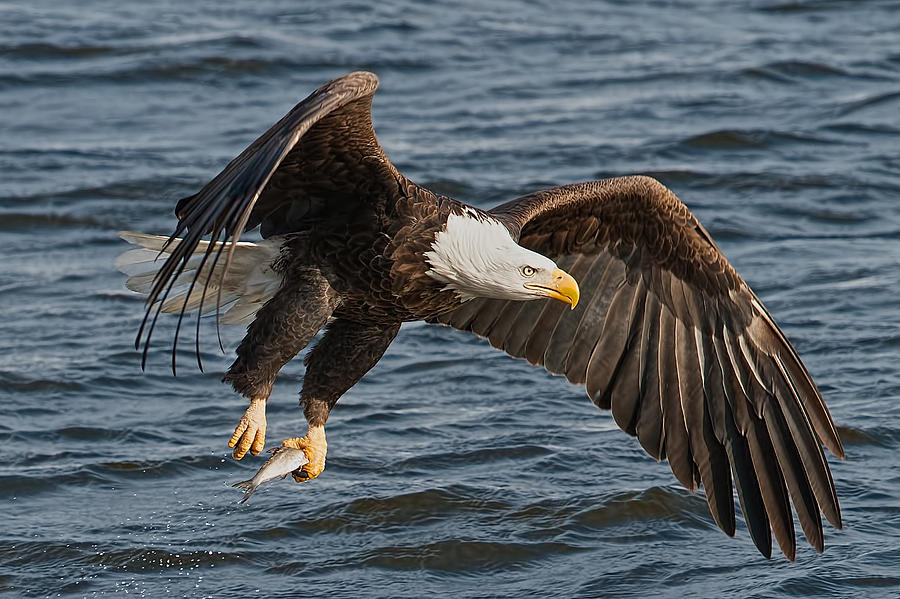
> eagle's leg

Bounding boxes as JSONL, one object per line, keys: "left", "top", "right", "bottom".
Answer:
{"left": 223, "top": 270, "right": 338, "bottom": 459}
{"left": 281, "top": 318, "right": 401, "bottom": 482}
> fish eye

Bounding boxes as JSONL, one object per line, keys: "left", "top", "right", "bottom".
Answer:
{"left": 521, "top": 266, "right": 536, "bottom": 277}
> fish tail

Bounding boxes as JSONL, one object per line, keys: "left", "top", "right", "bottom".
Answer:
{"left": 233, "top": 479, "right": 256, "bottom": 504}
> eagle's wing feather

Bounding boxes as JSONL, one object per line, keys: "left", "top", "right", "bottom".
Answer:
{"left": 434, "top": 175, "right": 843, "bottom": 560}
{"left": 138, "top": 71, "right": 400, "bottom": 367}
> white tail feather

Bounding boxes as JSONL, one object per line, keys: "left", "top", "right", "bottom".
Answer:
{"left": 116, "top": 231, "right": 283, "bottom": 325}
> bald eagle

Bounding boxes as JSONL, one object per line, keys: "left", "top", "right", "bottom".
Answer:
{"left": 118, "top": 71, "right": 842, "bottom": 560}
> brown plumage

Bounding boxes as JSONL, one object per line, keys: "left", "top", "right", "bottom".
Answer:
{"left": 123, "top": 71, "right": 843, "bottom": 559}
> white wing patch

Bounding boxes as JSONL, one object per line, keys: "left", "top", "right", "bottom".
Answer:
{"left": 116, "top": 231, "right": 283, "bottom": 325}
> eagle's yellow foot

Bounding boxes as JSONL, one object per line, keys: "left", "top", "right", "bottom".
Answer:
{"left": 228, "top": 397, "right": 267, "bottom": 459}
{"left": 281, "top": 425, "right": 327, "bottom": 482}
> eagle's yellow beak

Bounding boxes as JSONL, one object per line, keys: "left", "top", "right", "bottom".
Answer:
{"left": 525, "top": 268, "right": 580, "bottom": 309}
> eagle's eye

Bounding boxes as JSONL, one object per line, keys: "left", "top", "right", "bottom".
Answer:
{"left": 521, "top": 266, "right": 536, "bottom": 277}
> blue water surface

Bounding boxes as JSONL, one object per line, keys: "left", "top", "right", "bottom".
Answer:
{"left": 2, "top": 1, "right": 899, "bottom": 597}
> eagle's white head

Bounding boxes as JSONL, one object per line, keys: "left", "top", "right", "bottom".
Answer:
{"left": 424, "top": 209, "right": 580, "bottom": 307}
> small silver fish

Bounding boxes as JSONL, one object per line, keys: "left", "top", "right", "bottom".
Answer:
{"left": 232, "top": 446, "right": 309, "bottom": 504}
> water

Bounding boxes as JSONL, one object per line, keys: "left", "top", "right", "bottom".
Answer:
{"left": 2, "top": 1, "right": 900, "bottom": 597}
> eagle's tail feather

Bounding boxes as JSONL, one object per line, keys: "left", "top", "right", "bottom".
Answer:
{"left": 116, "top": 231, "right": 282, "bottom": 325}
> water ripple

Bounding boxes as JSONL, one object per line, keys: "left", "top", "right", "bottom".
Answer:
{"left": 86, "top": 547, "right": 244, "bottom": 572}
{"left": 678, "top": 128, "right": 836, "bottom": 151}
{"left": 742, "top": 59, "right": 854, "bottom": 83}
{"left": 353, "top": 539, "right": 582, "bottom": 572}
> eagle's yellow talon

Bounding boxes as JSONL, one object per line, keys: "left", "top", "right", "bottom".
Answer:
{"left": 280, "top": 437, "right": 304, "bottom": 450}
{"left": 229, "top": 398, "right": 267, "bottom": 460}
{"left": 281, "top": 426, "right": 326, "bottom": 482}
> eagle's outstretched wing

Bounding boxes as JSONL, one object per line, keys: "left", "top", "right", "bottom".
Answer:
{"left": 138, "top": 71, "right": 402, "bottom": 368}
{"left": 434, "top": 175, "right": 843, "bottom": 560}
